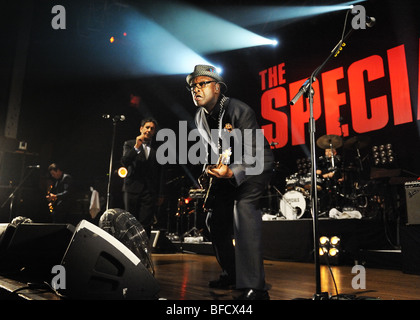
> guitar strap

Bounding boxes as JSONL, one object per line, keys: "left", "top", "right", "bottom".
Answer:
{"left": 195, "top": 95, "right": 229, "bottom": 165}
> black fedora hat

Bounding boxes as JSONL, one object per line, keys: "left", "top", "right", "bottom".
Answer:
{"left": 186, "top": 65, "right": 224, "bottom": 84}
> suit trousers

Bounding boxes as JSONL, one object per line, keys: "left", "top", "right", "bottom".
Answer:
{"left": 206, "top": 170, "right": 272, "bottom": 290}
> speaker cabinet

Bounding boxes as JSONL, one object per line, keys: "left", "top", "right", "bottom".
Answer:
{"left": 60, "top": 220, "right": 160, "bottom": 300}
{"left": 404, "top": 181, "right": 420, "bottom": 225}
{"left": 400, "top": 225, "right": 420, "bottom": 275}
{"left": 0, "top": 223, "right": 74, "bottom": 276}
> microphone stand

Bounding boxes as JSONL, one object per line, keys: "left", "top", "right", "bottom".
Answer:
{"left": 106, "top": 117, "right": 122, "bottom": 210}
{"left": 290, "top": 24, "right": 357, "bottom": 300}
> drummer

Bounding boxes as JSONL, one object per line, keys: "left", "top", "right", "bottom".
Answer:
{"left": 316, "top": 147, "right": 343, "bottom": 182}
{"left": 315, "top": 133, "right": 347, "bottom": 212}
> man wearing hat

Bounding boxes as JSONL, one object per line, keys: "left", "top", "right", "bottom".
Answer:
{"left": 186, "top": 65, "right": 275, "bottom": 300}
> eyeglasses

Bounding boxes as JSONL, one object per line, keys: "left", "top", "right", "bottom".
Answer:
{"left": 186, "top": 81, "right": 216, "bottom": 92}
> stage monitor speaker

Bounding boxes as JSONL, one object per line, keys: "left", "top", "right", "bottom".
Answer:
{"left": 0, "top": 223, "right": 74, "bottom": 276}
{"left": 404, "top": 181, "right": 420, "bottom": 225}
{"left": 60, "top": 220, "right": 160, "bottom": 300}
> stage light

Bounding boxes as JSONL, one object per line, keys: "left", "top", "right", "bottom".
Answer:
{"left": 330, "top": 236, "right": 340, "bottom": 246}
{"left": 118, "top": 167, "right": 127, "bottom": 178}
{"left": 329, "top": 247, "right": 339, "bottom": 257}
{"left": 319, "top": 236, "right": 341, "bottom": 264}
{"left": 371, "top": 143, "right": 397, "bottom": 167}
{"left": 109, "top": 36, "right": 115, "bottom": 43}
{"left": 320, "top": 236, "right": 329, "bottom": 245}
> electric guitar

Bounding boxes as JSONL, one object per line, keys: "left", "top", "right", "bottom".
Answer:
{"left": 46, "top": 184, "right": 56, "bottom": 213}
{"left": 199, "top": 148, "right": 232, "bottom": 211}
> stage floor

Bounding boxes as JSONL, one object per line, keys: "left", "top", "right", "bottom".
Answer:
{"left": 0, "top": 218, "right": 419, "bottom": 302}
{"left": 153, "top": 253, "right": 420, "bottom": 300}
{"left": 1, "top": 252, "right": 419, "bottom": 301}
{"left": 152, "top": 218, "right": 420, "bottom": 301}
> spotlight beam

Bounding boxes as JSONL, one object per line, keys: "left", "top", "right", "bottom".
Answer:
{"left": 208, "top": 1, "right": 367, "bottom": 29}
{"left": 135, "top": 0, "right": 278, "bottom": 54}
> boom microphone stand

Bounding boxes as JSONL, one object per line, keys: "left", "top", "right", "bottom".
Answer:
{"left": 289, "top": 11, "right": 375, "bottom": 299}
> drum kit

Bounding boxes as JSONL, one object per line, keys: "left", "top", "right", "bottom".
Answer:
{"left": 268, "top": 134, "right": 372, "bottom": 220}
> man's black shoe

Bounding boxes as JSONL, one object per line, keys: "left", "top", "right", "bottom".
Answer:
{"left": 208, "top": 276, "right": 235, "bottom": 289}
{"left": 235, "top": 289, "right": 270, "bottom": 300}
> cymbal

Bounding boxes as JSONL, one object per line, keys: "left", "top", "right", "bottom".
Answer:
{"left": 344, "top": 136, "right": 371, "bottom": 150}
{"left": 316, "top": 134, "right": 343, "bottom": 149}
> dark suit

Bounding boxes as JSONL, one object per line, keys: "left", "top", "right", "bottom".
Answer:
{"left": 121, "top": 139, "right": 160, "bottom": 234}
{"left": 50, "top": 173, "right": 75, "bottom": 224}
{"left": 195, "top": 97, "right": 274, "bottom": 290}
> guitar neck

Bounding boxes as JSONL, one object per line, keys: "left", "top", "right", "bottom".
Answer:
{"left": 216, "top": 154, "right": 223, "bottom": 168}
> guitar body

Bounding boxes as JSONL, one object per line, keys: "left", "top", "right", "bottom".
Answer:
{"left": 199, "top": 148, "right": 231, "bottom": 212}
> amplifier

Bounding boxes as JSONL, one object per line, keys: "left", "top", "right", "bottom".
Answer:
{"left": 404, "top": 181, "right": 420, "bottom": 225}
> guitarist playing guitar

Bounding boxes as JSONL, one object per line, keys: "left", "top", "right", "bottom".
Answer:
{"left": 199, "top": 148, "right": 232, "bottom": 211}
{"left": 187, "top": 65, "right": 275, "bottom": 300}
{"left": 46, "top": 163, "right": 75, "bottom": 223}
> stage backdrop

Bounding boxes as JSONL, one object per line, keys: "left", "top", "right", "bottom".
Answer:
{"left": 0, "top": 0, "right": 419, "bottom": 223}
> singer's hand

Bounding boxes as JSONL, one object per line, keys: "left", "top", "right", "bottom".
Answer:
{"left": 135, "top": 133, "right": 144, "bottom": 148}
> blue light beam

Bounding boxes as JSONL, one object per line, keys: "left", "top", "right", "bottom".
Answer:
{"left": 135, "top": 0, "right": 280, "bottom": 54}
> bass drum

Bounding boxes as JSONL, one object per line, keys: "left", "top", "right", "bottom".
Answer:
{"left": 279, "top": 190, "right": 307, "bottom": 220}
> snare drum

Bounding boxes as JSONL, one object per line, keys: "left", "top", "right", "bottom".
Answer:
{"left": 280, "top": 190, "right": 307, "bottom": 220}
{"left": 285, "top": 173, "right": 300, "bottom": 190}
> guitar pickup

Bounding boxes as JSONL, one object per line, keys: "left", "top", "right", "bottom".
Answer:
{"left": 189, "top": 188, "right": 206, "bottom": 199}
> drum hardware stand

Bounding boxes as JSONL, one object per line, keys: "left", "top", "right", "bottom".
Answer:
{"left": 289, "top": 10, "right": 374, "bottom": 299}
{"left": 328, "top": 142, "right": 336, "bottom": 169}
{"left": 183, "top": 189, "right": 205, "bottom": 238}
{"left": 1, "top": 167, "right": 38, "bottom": 222}
{"left": 182, "top": 201, "right": 202, "bottom": 238}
